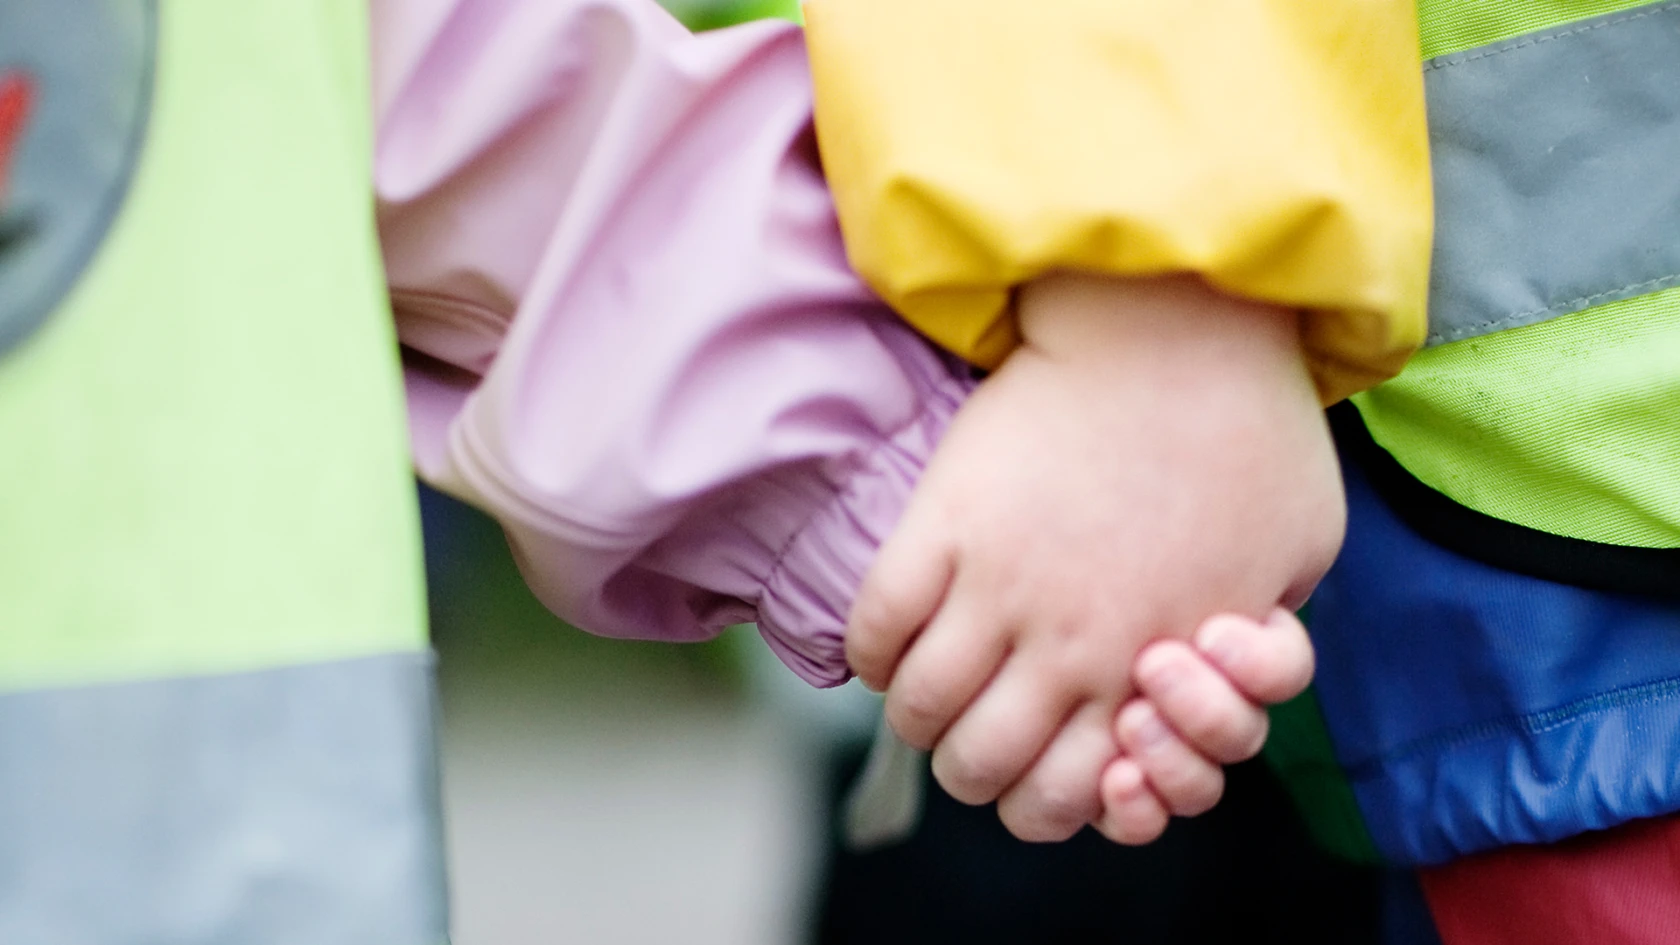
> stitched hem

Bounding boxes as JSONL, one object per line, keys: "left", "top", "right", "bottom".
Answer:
{"left": 1344, "top": 674, "right": 1680, "bottom": 782}
{"left": 1427, "top": 272, "right": 1680, "bottom": 346}
{"left": 1422, "top": 1, "right": 1680, "bottom": 73}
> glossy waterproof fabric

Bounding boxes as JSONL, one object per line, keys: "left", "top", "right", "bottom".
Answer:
{"left": 1308, "top": 437, "right": 1680, "bottom": 866}
{"left": 1422, "top": 2, "right": 1680, "bottom": 347}
{"left": 0, "top": 654, "right": 447, "bottom": 944}
{"left": 375, "top": 0, "right": 973, "bottom": 687}
{"left": 803, "top": 0, "right": 1434, "bottom": 403}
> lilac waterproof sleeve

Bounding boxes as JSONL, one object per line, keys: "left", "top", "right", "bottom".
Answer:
{"left": 372, "top": 0, "right": 972, "bottom": 686}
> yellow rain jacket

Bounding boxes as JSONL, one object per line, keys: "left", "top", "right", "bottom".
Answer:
{"left": 805, "top": 0, "right": 1433, "bottom": 404}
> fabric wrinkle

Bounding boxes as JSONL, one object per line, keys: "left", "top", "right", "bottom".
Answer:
{"left": 375, "top": 0, "right": 974, "bottom": 687}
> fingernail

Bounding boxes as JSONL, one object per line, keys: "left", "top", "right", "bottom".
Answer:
{"left": 1196, "top": 618, "right": 1242, "bottom": 672}
{"left": 1137, "top": 647, "right": 1182, "bottom": 693}
{"left": 1107, "top": 759, "right": 1145, "bottom": 795}
{"left": 1129, "top": 707, "right": 1172, "bottom": 751}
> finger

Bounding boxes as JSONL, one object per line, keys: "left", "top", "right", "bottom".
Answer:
{"left": 1115, "top": 700, "right": 1225, "bottom": 817}
{"left": 845, "top": 507, "right": 957, "bottom": 691}
{"left": 929, "top": 653, "right": 1078, "bottom": 806}
{"left": 1094, "top": 757, "right": 1170, "bottom": 845}
{"left": 881, "top": 584, "right": 1009, "bottom": 751}
{"left": 1133, "top": 641, "right": 1270, "bottom": 764}
{"left": 1194, "top": 608, "right": 1315, "bottom": 705}
{"left": 994, "top": 701, "right": 1114, "bottom": 842}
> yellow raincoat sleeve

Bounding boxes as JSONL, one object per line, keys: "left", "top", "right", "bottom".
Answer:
{"left": 803, "top": 0, "right": 1433, "bottom": 404}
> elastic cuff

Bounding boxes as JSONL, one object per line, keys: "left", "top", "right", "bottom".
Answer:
{"left": 751, "top": 333, "right": 972, "bottom": 687}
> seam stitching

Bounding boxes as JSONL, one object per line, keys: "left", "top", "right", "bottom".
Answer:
{"left": 1428, "top": 271, "right": 1680, "bottom": 345}
{"left": 1344, "top": 675, "right": 1680, "bottom": 781}
{"left": 1422, "top": 1, "right": 1680, "bottom": 73}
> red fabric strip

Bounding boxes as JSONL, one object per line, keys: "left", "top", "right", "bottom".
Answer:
{"left": 1420, "top": 815, "right": 1680, "bottom": 944}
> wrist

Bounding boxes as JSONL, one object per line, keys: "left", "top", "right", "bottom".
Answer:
{"left": 1015, "top": 272, "right": 1307, "bottom": 384}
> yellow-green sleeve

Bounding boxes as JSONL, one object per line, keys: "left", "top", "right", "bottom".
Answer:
{"left": 803, "top": 0, "right": 1433, "bottom": 403}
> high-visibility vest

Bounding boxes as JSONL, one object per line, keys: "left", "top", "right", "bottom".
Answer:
{"left": 1269, "top": 0, "right": 1680, "bottom": 869}
{"left": 0, "top": 2, "right": 445, "bottom": 940}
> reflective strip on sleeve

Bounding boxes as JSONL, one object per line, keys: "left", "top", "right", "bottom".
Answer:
{"left": 1423, "top": 1, "right": 1680, "bottom": 346}
{"left": 0, "top": 0, "right": 155, "bottom": 358}
{"left": 0, "top": 652, "right": 448, "bottom": 944}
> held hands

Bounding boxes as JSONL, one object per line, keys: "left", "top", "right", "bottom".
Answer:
{"left": 846, "top": 273, "right": 1344, "bottom": 843}
{"left": 1097, "top": 608, "right": 1314, "bottom": 843}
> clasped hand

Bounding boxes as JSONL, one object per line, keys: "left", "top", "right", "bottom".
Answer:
{"left": 847, "top": 273, "right": 1344, "bottom": 843}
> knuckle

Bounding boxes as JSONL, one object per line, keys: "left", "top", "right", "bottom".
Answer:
{"left": 1189, "top": 705, "right": 1265, "bottom": 764}
{"left": 1044, "top": 605, "right": 1094, "bottom": 647}
{"left": 843, "top": 642, "right": 885, "bottom": 684}
{"left": 1280, "top": 645, "right": 1317, "bottom": 699}
{"left": 884, "top": 683, "right": 954, "bottom": 749}
{"left": 1011, "top": 783, "right": 1098, "bottom": 840}
{"left": 1231, "top": 715, "right": 1270, "bottom": 762}
{"left": 1103, "top": 808, "right": 1168, "bottom": 846}
{"left": 848, "top": 585, "right": 907, "bottom": 641}
{"left": 844, "top": 621, "right": 894, "bottom": 666}
{"left": 1299, "top": 502, "right": 1348, "bottom": 585}
{"left": 1098, "top": 768, "right": 1167, "bottom": 845}
{"left": 1248, "top": 649, "right": 1315, "bottom": 705}
{"left": 1133, "top": 642, "right": 1185, "bottom": 692}
{"left": 1161, "top": 767, "right": 1225, "bottom": 817}
{"left": 1162, "top": 689, "right": 1229, "bottom": 739}
{"left": 1041, "top": 637, "right": 1119, "bottom": 700}
{"left": 1222, "top": 620, "right": 1315, "bottom": 704}
{"left": 1014, "top": 776, "right": 1095, "bottom": 834}
{"left": 931, "top": 744, "right": 1010, "bottom": 805}
{"left": 1172, "top": 793, "right": 1220, "bottom": 819}
{"left": 1000, "top": 806, "right": 1084, "bottom": 844}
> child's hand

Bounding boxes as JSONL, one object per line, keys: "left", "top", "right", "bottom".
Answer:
{"left": 845, "top": 272, "right": 1344, "bottom": 840}
{"left": 1094, "top": 609, "right": 1314, "bottom": 844}
{"left": 990, "top": 608, "right": 1315, "bottom": 842}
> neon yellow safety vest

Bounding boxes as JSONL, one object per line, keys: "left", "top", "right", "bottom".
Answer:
{"left": 0, "top": 2, "right": 445, "bottom": 940}
{"left": 1269, "top": 0, "right": 1680, "bottom": 866}
{"left": 1355, "top": 0, "right": 1680, "bottom": 554}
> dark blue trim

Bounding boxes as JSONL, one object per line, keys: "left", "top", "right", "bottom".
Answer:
{"left": 1308, "top": 431, "right": 1680, "bottom": 866}
{"left": 1327, "top": 402, "right": 1680, "bottom": 600}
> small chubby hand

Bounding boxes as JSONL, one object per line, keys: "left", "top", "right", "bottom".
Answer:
{"left": 1094, "top": 608, "right": 1315, "bottom": 844}
{"left": 846, "top": 272, "right": 1343, "bottom": 843}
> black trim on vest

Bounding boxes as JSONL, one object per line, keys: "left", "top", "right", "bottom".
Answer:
{"left": 1327, "top": 401, "right": 1680, "bottom": 601}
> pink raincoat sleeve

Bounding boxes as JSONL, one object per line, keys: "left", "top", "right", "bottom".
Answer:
{"left": 371, "top": 0, "right": 972, "bottom": 686}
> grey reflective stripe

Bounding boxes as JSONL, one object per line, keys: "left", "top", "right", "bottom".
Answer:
{"left": 0, "top": 0, "right": 155, "bottom": 357}
{"left": 1423, "top": 2, "right": 1680, "bottom": 346}
{"left": 0, "top": 653, "right": 448, "bottom": 945}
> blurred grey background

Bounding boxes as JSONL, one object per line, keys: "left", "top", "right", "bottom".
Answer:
{"left": 423, "top": 484, "right": 874, "bottom": 945}
{"left": 419, "top": 4, "right": 868, "bottom": 940}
